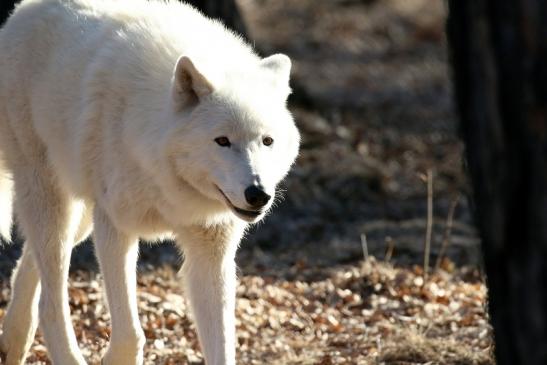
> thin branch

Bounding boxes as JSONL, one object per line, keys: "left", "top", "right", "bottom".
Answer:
{"left": 435, "top": 194, "right": 460, "bottom": 270}
{"left": 423, "top": 169, "right": 433, "bottom": 280}
{"left": 360, "top": 233, "right": 369, "bottom": 262}
{"left": 385, "top": 236, "right": 394, "bottom": 262}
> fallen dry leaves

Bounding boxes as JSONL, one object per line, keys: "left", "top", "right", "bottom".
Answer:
{"left": 0, "top": 257, "right": 494, "bottom": 364}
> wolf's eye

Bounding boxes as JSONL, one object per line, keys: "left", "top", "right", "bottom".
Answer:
{"left": 215, "top": 136, "right": 231, "bottom": 147}
{"left": 263, "top": 136, "right": 274, "bottom": 146}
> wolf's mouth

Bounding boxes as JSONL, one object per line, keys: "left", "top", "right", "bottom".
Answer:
{"left": 215, "top": 186, "right": 262, "bottom": 220}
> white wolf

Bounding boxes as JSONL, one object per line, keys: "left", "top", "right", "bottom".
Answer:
{"left": 0, "top": 0, "right": 300, "bottom": 364}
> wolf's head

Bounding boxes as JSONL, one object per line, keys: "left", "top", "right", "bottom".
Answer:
{"left": 164, "top": 54, "right": 300, "bottom": 223}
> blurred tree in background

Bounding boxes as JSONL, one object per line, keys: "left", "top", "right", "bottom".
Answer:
{"left": 0, "top": 1, "right": 16, "bottom": 26}
{"left": 448, "top": 1, "right": 547, "bottom": 364}
{"left": 184, "top": 0, "right": 247, "bottom": 38}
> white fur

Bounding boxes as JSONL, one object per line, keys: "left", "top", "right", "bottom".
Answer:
{"left": 0, "top": 156, "right": 12, "bottom": 241}
{"left": 0, "top": 0, "right": 300, "bottom": 364}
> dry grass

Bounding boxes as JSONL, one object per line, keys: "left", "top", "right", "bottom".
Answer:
{"left": 0, "top": 258, "right": 493, "bottom": 364}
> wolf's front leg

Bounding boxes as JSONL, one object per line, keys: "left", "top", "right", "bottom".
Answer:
{"left": 93, "top": 209, "right": 144, "bottom": 365}
{"left": 178, "top": 222, "right": 245, "bottom": 365}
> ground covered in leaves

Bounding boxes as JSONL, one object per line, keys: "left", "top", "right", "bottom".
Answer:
{"left": 0, "top": 259, "right": 492, "bottom": 364}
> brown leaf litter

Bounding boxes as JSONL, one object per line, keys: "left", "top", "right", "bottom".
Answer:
{"left": 0, "top": 258, "right": 494, "bottom": 364}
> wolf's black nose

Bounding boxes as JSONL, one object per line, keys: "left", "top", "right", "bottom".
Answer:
{"left": 244, "top": 185, "right": 271, "bottom": 208}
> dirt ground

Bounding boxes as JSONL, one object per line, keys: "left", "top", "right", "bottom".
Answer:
{"left": 0, "top": 0, "right": 494, "bottom": 364}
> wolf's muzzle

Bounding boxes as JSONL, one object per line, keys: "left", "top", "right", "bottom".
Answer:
{"left": 244, "top": 185, "right": 271, "bottom": 208}
{"left": 216, "top": 186, "right": 264, "bottom": 221}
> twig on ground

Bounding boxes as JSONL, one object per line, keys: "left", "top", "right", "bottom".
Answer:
{"left": 423, "top": 169, "right": 433, "bottom": 280}
{"left": 360, "top": 233, "right": 369, "bottom": 262}
{"left": 435, "top": 194, "right": 460, "bottom": 270}
{"left": 384, "top": 236, "right": 394, "bottom": 262}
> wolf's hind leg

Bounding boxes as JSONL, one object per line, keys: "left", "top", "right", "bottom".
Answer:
{"left": 0, "top": 203, "right": 92, "bottom": 365}
{"left": 14, "top": 171, "right": 87, "bottom": 365}
{"left": 0, "top": 244, "right": 41, "bottom": 365}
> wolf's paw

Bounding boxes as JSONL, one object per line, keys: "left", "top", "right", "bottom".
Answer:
{"left": 101, "top": 355, "right": 144, "bottom": 365}
{"left": 0, "top": 332, "right": 9, "bottom": 364}
{"left": 101, "top": 346, "right": 144, "bottom": 365}
{"left": 0, "top": 332, "right": 7, "bottom": 352}
{"left": 0, "top": 332, "right": 25, "bottom": 365}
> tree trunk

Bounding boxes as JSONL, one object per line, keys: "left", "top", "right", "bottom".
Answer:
{"left": 0, "top": 1, "right": 16, "bottom": 26}
{"left": 447, "top": 1, "right": 547, "bottom": 364}
{"left": 185, "top": 0, "right": 247, "bottom": 38}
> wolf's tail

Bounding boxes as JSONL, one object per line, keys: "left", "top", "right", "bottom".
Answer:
{"left": 0, "top": 153, "right": 13, "bottom": 241}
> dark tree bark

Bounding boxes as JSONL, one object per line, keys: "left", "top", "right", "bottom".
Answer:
{"left": 447, "top": 1, "right": 547, "bottom": 364}
{"left": 0, "top": 1, "right": 17, "bottom": 26}
{"left": 185, "top": 0, "right": 247, "bottom": 38}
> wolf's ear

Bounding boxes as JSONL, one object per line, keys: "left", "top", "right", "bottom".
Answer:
{"left": 172, "top": 56, "right": 214, "bottom": 108}
{"left": 260, "top": 54, "right": 291, "bottom": 86}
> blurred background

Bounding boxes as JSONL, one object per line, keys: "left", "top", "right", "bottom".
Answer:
{"left": 143, "top": 0, "right": 479, "bottom": 273}
{"left": 0, "top": 0, "right": 494, "bottom": 364}
{"left": 236, "top": 0, "right": 477, "bottom": 268}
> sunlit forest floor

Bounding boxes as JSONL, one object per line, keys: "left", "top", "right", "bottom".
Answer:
{"left": 5, "top": 258, "right": 491, "bottom": 365}
{"left": 0, "top": 0, "right": 495, "bottom": 364}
